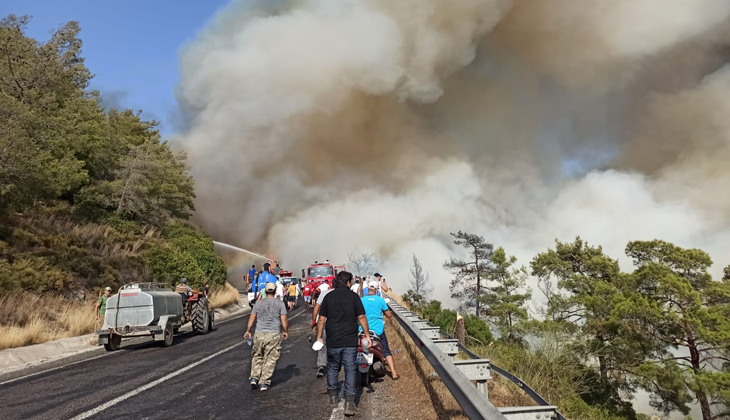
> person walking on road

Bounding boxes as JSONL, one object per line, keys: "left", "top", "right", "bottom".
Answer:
{"left": 350, "top": 278, "right": 361, "bottom": 293}
{"left": 95, "top": 286, "right": 112, "bottom": 321}
{"left": 303, "top": 282, "right": 313, "bottom": 307}
{"left": 316, "top": 271, "right": 371, "bottom": 416}
{"left": 372, "top": 273, "right": 389, "bottom": 297}
{"left": 286, "top": 280, "right": 298, "bottom": 310}
{"left": 360, "top": 280, "right": 399, "bottom": 380}
{"left": 244, "top": 282, "right": 288, "bottom": 391}
{"left": 252, "top": 263, "right": 277, "bottom": 301}
{"left": 312, "top": 282, "right": 334, "bottom": 378}
{"left": 247, "top": 264, "right": 257, "bottom": 291}
{"left": 275, "top": 279, "right": 285, "bottom": 301}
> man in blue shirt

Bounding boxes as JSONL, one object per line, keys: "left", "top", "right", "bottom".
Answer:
{"left": 252, "top": 263, "right": 278, "bottom": 303}
{"left": 360, "top": 280, "right": 399, "bottom": 380}
{"left": 247, "top": 264, "right": 257, "bottom": 292}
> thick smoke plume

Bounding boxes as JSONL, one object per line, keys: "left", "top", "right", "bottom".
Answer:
{"left": 177, "top": 0, "right": 730, "bottom": 310}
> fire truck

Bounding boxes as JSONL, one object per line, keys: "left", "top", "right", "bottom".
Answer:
{"left": 306, "top": 260, "right": 338, "bottom": 303}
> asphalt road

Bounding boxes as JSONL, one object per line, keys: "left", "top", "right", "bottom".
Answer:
{"left": 0, "top": 301, "right": 371, "bottom": 420}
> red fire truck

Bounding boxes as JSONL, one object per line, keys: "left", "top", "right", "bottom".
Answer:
{"left": 307, "top": 260, "right": 336, "bottom": 303}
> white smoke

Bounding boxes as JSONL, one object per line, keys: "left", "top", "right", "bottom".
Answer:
{"left": 176, "top": 0, "right": 730, "bottom": 315}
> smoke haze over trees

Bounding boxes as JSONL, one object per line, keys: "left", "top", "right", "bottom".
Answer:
{"left": 175, "top": 0, "right": 730, "bottom": 309}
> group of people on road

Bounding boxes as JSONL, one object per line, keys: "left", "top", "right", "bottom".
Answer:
{"left": 244, "top": 264, "right": 398, "bottom": 417}
{"left": 247, "top": 262, "right": 301, "bottom": 310}
{"left": 312, "top": 271, "right": 398, "bottom": 415}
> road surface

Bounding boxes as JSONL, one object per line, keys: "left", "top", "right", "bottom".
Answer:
{"left": 0, "top": 301, "right": 376, "bottom": 420}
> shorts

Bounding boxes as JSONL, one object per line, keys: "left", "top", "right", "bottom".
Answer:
{"left": 285, "top": 296, "right": 296, "bottom": 303}
{"left": 379, "top": 332, "right": 392, "bottom": 358}
{"left": 304, "top": 296, "right": 311, "bottom": 303}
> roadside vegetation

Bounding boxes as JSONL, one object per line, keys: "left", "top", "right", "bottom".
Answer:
{"left": 0, "top": 16, "right": 228, "bottom": 349}
{"left": 208, "top": 282, "right": 241, "bottom": 309}
{"left": 403, "top": 233, "right": 730, "bottom": 420}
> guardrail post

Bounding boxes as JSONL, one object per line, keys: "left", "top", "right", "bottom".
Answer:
{"left": 476, "top": 380, "right": 489, "bottom": 399}
{"left": 433, "top": 339, "right": 460, "bottom": 360}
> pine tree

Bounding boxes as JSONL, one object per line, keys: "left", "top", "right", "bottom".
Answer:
{"left": 482, "top": 247, "right": 531, "bottom": 342}
{"left": 624, "top": 240, "right": 730, "bottom": 420}
{"left": 443, "top": 231, "right": 493, "bottom": 317}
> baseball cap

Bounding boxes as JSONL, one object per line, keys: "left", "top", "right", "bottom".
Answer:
{"left": 181, "top": 278, "right": 187, "bottom": 283}
{"left": 105, "top": 286, "right": 112, "bottom": 291}
{"left": 373, "top": 273, "right": 382, "bottom": 278}
{"left": 367, "top": 280, "right": 379, "bottom": 289}
{"left": 265, "top": 282, "right": 276, "bottom": 292}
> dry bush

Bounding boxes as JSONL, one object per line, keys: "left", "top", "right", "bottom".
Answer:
{"left": 61, "top": 305, "right": 98, "bottom": 336}
{"left": 0, "top": 291, "right": 97, "bottom": 350}
{"left": 208, "top": 282, "right": 240, "bottom": 309}
{"left": 0, "top": 316, "right": 64, "bottom": 349}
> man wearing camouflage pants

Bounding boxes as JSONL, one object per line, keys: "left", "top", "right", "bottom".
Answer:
{"left": 244, "top": 282, "right": 289, "bottom": 391}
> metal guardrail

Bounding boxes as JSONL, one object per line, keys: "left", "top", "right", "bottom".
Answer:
{"left": 441, "top": 330, "right": 564, "bottom": 417}
{"left": 386, "top": 296, "right": 563, "bottom": 420}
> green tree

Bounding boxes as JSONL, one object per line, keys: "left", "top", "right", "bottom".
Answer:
{"left": 443, "top": 231, "right": 494, "bottom": 317}
{"left": 531, "top": 237, "right": 638, "bottom": 414}
{"left": 0, "top": 16, "right": 90, "bottom": 213}
{"left": 0, "top": 16, "right": 224, "bottom": 297}
{"left": 463, "top": 314, "right": 494, "bottom": 345}
{"left": 77, "top": 135, "right": 195, "bottom": 226}
{"left": 162, "top": 222, "right": 226, "bottom": 286}
{"left": 624, "top": 240, "right": 730, "bottom": 420}
{"left": 144, "top": 245, "right": 206, "bottom": 289}
{"left": 417, "top": 300, "right": 457, "bottom": 333}
{"left": 482, "top": 247, "right": 531, "bottom": 342}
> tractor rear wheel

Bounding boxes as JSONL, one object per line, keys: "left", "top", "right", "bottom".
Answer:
{"left": 192, "top": 298, "right": 210, "bottom": 335}
{"left": 162, "top": 323, "right": 174, "bottom": 347}
{"left": 104, "top": 333, "right": 122, "bottom": 351}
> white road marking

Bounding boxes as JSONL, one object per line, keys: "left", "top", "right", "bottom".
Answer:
{"left": 329, "top": 401, "right": 345, "bottom": 420}
{"left": 68, "top": 341, "right": 245, "bottom": 420}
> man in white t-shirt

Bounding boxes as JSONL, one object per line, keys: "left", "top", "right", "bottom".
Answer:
{"left": 275, "top": 280, "right": 285, "bottom": 300}
{"left": 350, "top": 277, "right": 361, "bottom": 293}
{"left": 372, "top": 273, "right": 389, "bottom": 297}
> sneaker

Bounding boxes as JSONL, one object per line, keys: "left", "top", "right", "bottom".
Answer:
{"left": 317, "top": 366, "right": 326, "bottom": 378}
{"left": 344, "top": 399, "right": 358, "bottom": 416}
{"left": 250, "top": 378, "right": 258, "bottom": 389}
{"left": 259, "top": 384, "right": 269, "bottom": 391}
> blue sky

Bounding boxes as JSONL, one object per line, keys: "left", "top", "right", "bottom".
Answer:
{"left": 1, "top": 0, "right": 232, "bottom": 135}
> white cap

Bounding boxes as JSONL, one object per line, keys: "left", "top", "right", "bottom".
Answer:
{"left": 367, "top": 280, "right": 379, "bottom": 289}
{"left": 105, "top": 286, "right": 112, "bottom": 291}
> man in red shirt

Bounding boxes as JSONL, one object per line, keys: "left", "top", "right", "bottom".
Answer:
{"left": 303, "top": 283, "right": 313, "bottom": 307}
